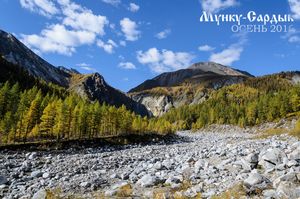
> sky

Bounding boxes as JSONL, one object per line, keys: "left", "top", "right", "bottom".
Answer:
{"left": 0, "top": 0, "right": 299, "bottom": 91}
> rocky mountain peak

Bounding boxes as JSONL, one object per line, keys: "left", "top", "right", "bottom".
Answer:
{"left": 0, "top": 29, "right": 69, "bottom": 87}
{"left": 188, "top": 62, "right": 252, "bottom": 77}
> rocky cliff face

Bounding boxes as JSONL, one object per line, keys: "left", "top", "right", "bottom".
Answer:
{"left": 0, "top": 30, "right": 70, "bottom": 87}
{"left": 69, "top": 73, "right": 149, "bottom": 116}
{"left": 129, "top": 64, "right": 251, "bottom": 116}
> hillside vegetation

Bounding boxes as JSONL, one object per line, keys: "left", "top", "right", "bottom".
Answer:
{"left": 161, "top": 74, "right": 300, "bottom": 130}
{"left": 0, "top": 57, "right": 173, "bottom": 145}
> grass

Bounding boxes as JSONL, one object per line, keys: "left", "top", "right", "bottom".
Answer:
{"left": 210, "top": 183, "right": 246, "bottom": 199}
{"left": 253, "top": 119, "right": 300, "bottom": 140}
{"left": 290, "top": 119, "right": 300, "bottom": 138}
{"left": 254, "top": 128, "right": 287, "bottom": 139}
{"left": 115, "top": 184, "right": 133, "bottom": 197}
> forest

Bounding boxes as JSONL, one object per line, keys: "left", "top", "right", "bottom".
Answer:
{"left": 161, "top": 74, "right": 300, "bottom": 130}
{"left": 0, "top": 81, "right": 173, "bottom": 145}
{"left": 0, "top": 56, "right": 299, "bottom": 145}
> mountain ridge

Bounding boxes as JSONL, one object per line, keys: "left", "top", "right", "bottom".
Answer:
{"left": 0, "top": 29, "right": 149, "bottom": 116}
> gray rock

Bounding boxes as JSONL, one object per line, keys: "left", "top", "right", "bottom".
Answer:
{"left": 32, "top": 189, "right": 47, "bottom": 199}
{"left": 80, "top": 182, "right": 90, "bottom": 188}
{"left": 28, "top": 152, "right": 38, "bottom": 160}
{"left": 289, "top": 148, "right": 300, "bottom": 160}
{"left": 0, "top": 176, "right": 7, "bottom": 185}
{"left": 263, "top": 189, "right": 278, "bottom": 199}
{"left": 137, "top": 174, "right": 158, "bottom": 187}
{"left": 31, "top": 170, "right": 42, "bottom": 178}
{"left": 246, "top": 152, "right": 259, "bottom": 163}
{"left": 259, "top": 148, "right": 287, "bottom": 169}
{"left": 42, "top": 172, "right": 50, "bottom": 179}
{"left": 276, "top": 181, "right": 300, "bottom": 198}
{"left": 244, "top": 172, "right": 271, "bottom": 190}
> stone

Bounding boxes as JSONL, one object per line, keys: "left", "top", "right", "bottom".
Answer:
{"left": 263, "top": 189, "right": 278, "bottom": 199}
{"left": 243, "top": 172, "right": 270, "bottom": 190}
{"left": 273, "top": 172, "right": 298, "bottom": 187}
{"left": 31, "top": 170, "right": 42, "bottom": 178}
{"left": 0, "top": 176, "right": 7, "bottom": 185}
{"left": 246, "top": 153, "right": 259, "bottom": 163}
{"left": 42, "top": 172, "right": 50, "bottom": 179}
{"left": 194, "top": 159, "right": 207, "bottom": 173}
{"left": 289, "top": 148, "right": 300, "bottom": 160}
{"left": 287, "top": 160, "right": 298, "bottom": 167}
{"left": 80, "top": 182, "right": 90, "bottom": 188}
{"left": 153, "top": 162, "right": 162, "bottom": 170}
{"left": 120, "top": 172, "right": 130, "bottom": 180}
{"left": 136, "top": 174, "right": 158, "bottom": 187}
{"left": 32, "top": 189, "right": 47, "bottom": 199}
{"left": 165, "top": 175, "right": 182, "bottom": 187}
{"left": 259, "top": 148, "right": 287, "bottom": 169}
{"left": 28, "top": 152, "right": 38, "bottom": 160}
{"left": 105, "top": 181, "right": 130, "bottom": 197}
{"left": 276, "top": 181, "right": 300, "bottom": 198}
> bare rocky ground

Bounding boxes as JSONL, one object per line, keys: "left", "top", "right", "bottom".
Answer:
{"left": 0, "top": 121, "right": 300, "bottom": 199}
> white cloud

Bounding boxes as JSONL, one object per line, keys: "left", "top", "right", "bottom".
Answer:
{"left": 209, "top": 46, "right": 242, "bottom": 66}
{"left": 21, "top": 24, "right": 96, "bottom": 56}
{"left": 119, "top": 62, "right": 136, "bottom": 69}
{"left": 201, "top": 0, "right": 238, "bottom": 14}
{"left": 76, "top": 63, "right": 90, "bottom": 67}
{"left": 101, "top": 0, "right": 121, "bottom": 6}
{"left": 120, "top": 18, "right": 140, "bottom": 41}
{"left": 128, "top": 3, "right": 139, "bottom": 12}
{"left": 198, "top": 45, "right": 215, "bottom": 51}
{"left": 155, "top": 29, "right": 171, "bottom": 39}
{"left": 20, "top": 0, "right": 109, "bottom": 56}
{"left": 209, "top": 34, "right": 246, "bottom": 65}
{"left": 76, "top": 63, "right": 97, "bottom": 72}
{"left": 19, "top": 0, "right": 59, "bottom": 17}
{"left": 97, "top": 39, "right": 118, "bottom": 54}
{"left": 62, "top": 10, "right": 108, "bottom": 35}
{"left": 289, "top": 0, "right": 300, "bottom": 19}
{"left": 80, "top": 66, "right": 97, "bottom": 72}
{"left": 59, "top": 0, "right": 108, "bottom": 35}
{"left": 137, "top": 48, "right": 194, "bottom": 73}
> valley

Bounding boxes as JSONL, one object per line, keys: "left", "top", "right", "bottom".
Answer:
{"left": 0, "top": 122, "right": 299, "bottom": 198}
{"left": 0, "top": 28, "right": 300, "bottom": 199}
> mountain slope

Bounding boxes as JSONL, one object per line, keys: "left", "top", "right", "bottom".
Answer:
{"left": 129, "top": 62, "right": 252, "bottom": 116}
{"left": 68, "top": 73, "right": 149, "bottom": 116}
{"left": 0, "top": 29, "right": 148, "bottom": 116}
{"left": 0, "top": 30, "right": 70, "bottom": 87}
{"left": 129, "top": 62, "right": 252, "bottom": 93}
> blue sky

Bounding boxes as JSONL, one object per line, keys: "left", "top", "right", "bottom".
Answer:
{"left": 0, "top": 0, "right": 299, "bottom": 91}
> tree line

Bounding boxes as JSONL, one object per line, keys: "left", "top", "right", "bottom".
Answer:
{"left": 0, "top": 82, "right": 173, "bottom": 145}
{"left": 161, "top": 75, "right": 300, "bottom": 130}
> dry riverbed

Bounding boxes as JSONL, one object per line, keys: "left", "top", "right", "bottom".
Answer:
{"left": 0, "top": 122, "right": 299, "bottom": 199}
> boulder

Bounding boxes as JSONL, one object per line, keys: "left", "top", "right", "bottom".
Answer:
{"left": 259, "top": 148, "right": 287, "bottom": 169}
{"left": 0, "top": 176, "right": 7, "bottom": 185}
{"left": 31, "top": 170, "right": 43, "bottom": 178}
{"left": 243, "top": 172, "right": 271, "bottom": 191}
{"left": 32, "top": 189, "right": 47, "bottom": 199}
{"left": 136, "top": 174, "right": 158, "bottom": 187}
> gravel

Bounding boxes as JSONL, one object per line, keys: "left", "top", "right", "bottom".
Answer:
{"left": 0, "top": 124, "right": 299, "bottom": 198}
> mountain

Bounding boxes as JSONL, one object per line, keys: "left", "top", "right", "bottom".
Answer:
{"left": 0, "top": 30, "right": 70, "bottom": 87}
{"left": 68, "top": 73, "right": 149, "bottom": 116}
{"left": 129, "top": 62, "right": 253, "bottom": 116}
{"left": 0, "top": 29, "right": 148, "bottom": 116}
